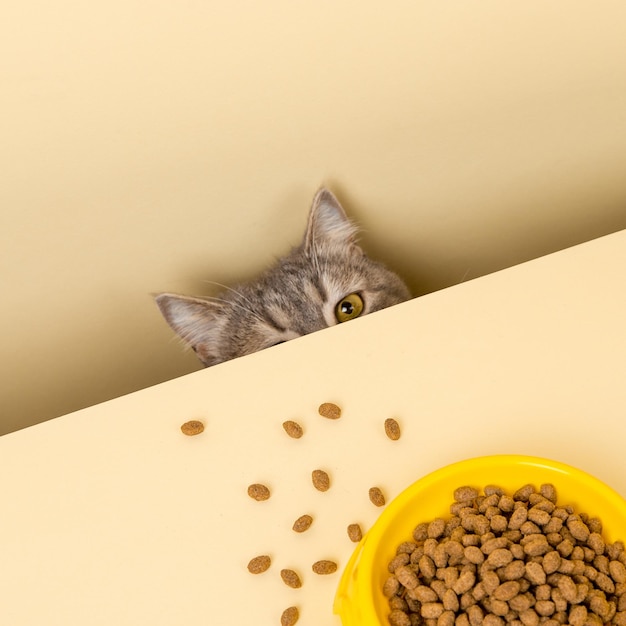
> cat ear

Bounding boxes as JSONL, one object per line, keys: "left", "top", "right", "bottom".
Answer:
{"left": 304, "top": 188, "right": 360, "bottom": 252}
{"left": 154, "top": 293, "right": 225, "bottom": 366}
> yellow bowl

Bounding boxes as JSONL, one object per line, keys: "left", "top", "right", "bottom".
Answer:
{"left": 333, "top": 454, "right": 626, "bottom": 626}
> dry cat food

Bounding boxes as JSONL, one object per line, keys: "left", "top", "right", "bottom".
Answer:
{"left": 385, "top": 418, "right": 402, "bottom": 441}
{"left": 282, "top": 420, "right": 304, "bottom": 439}
{"left": 293, "top": 514, "right": 313, "bottom": 533}
{"left": 370, "top": 486, "right": 386, "bottom": 507}
{"left": 312, "top": 469, "right": 331, "bottom": 492}
{"left": 247, "top": 555, "right": 271, "bottom": 574}
{"left": 180, "top": 420, "right": 204, "bottom": 436}
{"left": 383, "top": 483, "right": 626, "bottom": 626}
{"left": 312, "top": 559, "right": 338, "bottom": 575}
{"left": 318, "top": 402, "right": 342, "bottom": 420}
{"left": 247, "top": 483, "right": 271, "bottom": 501}
{"left": 280, "top": 605, "right": 300, "bottom": 626}
{"left": 280, "top": 568, "right": 302, "bottom": 589}
{"left": 348, "top": 523, "right": 364, "bottom": 543}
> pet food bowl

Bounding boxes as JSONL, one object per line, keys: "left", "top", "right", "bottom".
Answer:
{"left": 333, "top": 454, "right": 626, "bottom": 626}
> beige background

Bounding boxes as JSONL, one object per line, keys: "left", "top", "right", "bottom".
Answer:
{"left": 2, "top": 1, "right": 626, "bottom": 435}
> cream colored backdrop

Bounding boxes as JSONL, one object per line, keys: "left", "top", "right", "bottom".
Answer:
{"left": 2, "top": 1, "right": 626, "bottom": 435}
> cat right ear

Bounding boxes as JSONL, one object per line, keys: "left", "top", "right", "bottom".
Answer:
{"left": 154, "top": 293, "right": 224, "bottom": 366}
{"left": 304, "top": 188, "right": 360, "bottom": 253}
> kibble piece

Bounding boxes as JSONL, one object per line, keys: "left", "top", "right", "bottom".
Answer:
{"left": 454, "top": 486, "right": 479, "bottom": 502}
{"left": 525, "top": 560, "right": 547, "bottom": 585}
{"left": 388, "top": 553, "right": 409, "bottom": 572}
{"left": 567, "top": 517, "right": 590, "bottom": 542}
{"left": 281, "top": 606, "right": 299, "bottom": 626}
{"left": 312, "top": 469, "right": 330, "bottom": 492}
{"left": 610, "top": 560, "right": 626, "bottom": 583}
{"left": 388, "top": 610, "right": 411, "bottom": 626}
{"left": 383, "top": 576, "right": 401, "bottom": 598}
{"left": 312, "top": 560, "right": 337, "bottom": 575}
{"left": 280, "top": 569, "right": 302, "bottom": 588}
{"left": 347, "top": 523, "right": 363, "bottom": 543}
{"left": 282, "top": 420, "right": 303, "bottom": 439}
{"left": 421, "top": 602, "right": 445, "bottom": 619}
{"left": 369, "top": 486, "right": 386, "bottom": 507}
{"left": 540, "top": 483, "right": 558, "bottom": 502}
{"left": 428, "top": 518, "right": 446, "bottom": 539}
{"left": 247, "top": 555, "right": 271, "bottom": 574}
{"left": 493, "top": 580, "right": 521, "bottom": 601}
{"left": 439, "top": 610, "right": 456, "bottom": 626}
{"left": 568, "top": 605, "right": 587, "bottom": 626}
{"left": 487, "top": 548, "right": 513, "bottom": 567}
{"left": 247, "top": 483, "right": 271, "bottom": 501}
{"left": 292, "top": 514, "right": 313, "bottom": 533}
{"left": 318, "top": 402, "right": 341, "bottom": 419}
{"left": 385, "top": 418, "right": 402, "bottom": 440}
{"left": 396, "top": 565, "right": 419, "bottom": 588}
{"left": 180, "top": 420, "right": 204, "bottom": 436}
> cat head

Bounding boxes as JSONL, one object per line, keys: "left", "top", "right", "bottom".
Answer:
{"left": 155, "top": 188, "right": 410, "bottom": 366}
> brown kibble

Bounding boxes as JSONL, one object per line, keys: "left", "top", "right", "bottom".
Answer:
{"left": 493, "top": 580, "right": 521, "bottom": 601}
{"left": 383, "top": 576, "right": 401, "bottom": 598}
{"left": 312, "top": 469, "right": 330, "bottom": 492}
{"left": 421, "top": 602, "right": 444, "bottom": 619}
{"left": 567, "top": 518, "right": 590, "bottom": 542}
{"left": 292, "top": 514, "right": 313, "bottom": 533}
{"left": 540, "top": 483, "right": 558, "bottom": 502}
{"left": 384, "top": 483, "right": 626, "bottom": 624}
{"left": 384, "top": 418, "right": 402, "bottom": 440}
{"left": 282, "top": 420, "right": 303, "bottom": 439}
{"left": 568, "top": 605, "right": 587, "bottom": 626}
{"left": 396, "top": 565, "right": 419, "bottom": 589}
{"left": 180, "top": 420, "right": 204, "bottom": 436}
{"left": 487, "top": 548, "right": 513, "bottom": 567}
{"left": 388, "top": 610, "right": 411, "bottom": 626}
{"left": 247, "top": 483, "right": 271, "bottom": 501}
{"left": 610, "top": 560, "right": 626, "bottom": 583}
{"left": 318, "top": 402, "right": 341, "bottom": 419}
{"left": 247, "top": 555, "right": 271, "bottom": 574}
{"left": 347, "top": 523, "right": 363, "bottom": 543}
{"left": 280, "top": 569, "right": 302, "bottom": 588}
{"left": 281, "top": 606, "right": 299, "bottom": 626}
{"left": 312, "top": 560, "right": 337, "bottom": 575}
{"left": 454, "top": 486, "right": 479, "bottom": 502}
{"left": 452, "top": 570, "right": 476, "bottom": 594}
{"left": 369, "top": 486, "right": 386, "bottom": 507}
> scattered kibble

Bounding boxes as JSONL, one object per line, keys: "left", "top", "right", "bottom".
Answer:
{"left": 384, "top": 483, "right": 626, "bottom": 626}
{"left": 247, "top": 483, "right": 271, "bottom": 501}
{"left": 180, "top": 420, "right": 204, "bottom": 436}
{"left": 384, "top": 418, "right": 401, "bottom": 440}
{"left": 280, "top": 606, "right": 299, "bottom": 626}
{"left": 318, "top": 402, "right": 341, "bottom": 420}
{"left": 369, "top": 486, "right": 386, "bottom": 507}
{"left": 247, "top": 555, "right": 271, "bottom": 574}
{"left": 312, "top": 559, "right": 338, "bottom": 575}
{"left": 282, "top": 420, "right": 303, "bottom": 439}
{"left": 292, "top": 514, "right": 313, "bottom": 533}
{"left": 312, "top": 469, "right": 330, "bottom": 492}
{"left": 347, "top": 523, "right": 363, "bottom": 543}
{"left": 280, "top": 568, "right": 302, "bottom": 588}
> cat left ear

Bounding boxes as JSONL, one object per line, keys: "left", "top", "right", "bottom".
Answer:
{"left": 304, "top": 188, "right": 360, "bottom": 253}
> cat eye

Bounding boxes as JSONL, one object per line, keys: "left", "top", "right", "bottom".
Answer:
{"left": 335, "top": 293, "right": 364, "bottom": 323}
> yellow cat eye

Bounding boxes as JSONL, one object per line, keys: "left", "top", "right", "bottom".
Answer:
{"left": 335, "top": 293, "right": 364, "bottom": 323}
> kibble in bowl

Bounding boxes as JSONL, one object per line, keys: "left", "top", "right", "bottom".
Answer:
{"left": 333, "top": 455, "right": 626, "bottom": 626}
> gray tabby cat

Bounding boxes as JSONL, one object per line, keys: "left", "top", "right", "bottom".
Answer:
{"left": 155, "top": 188, "right": 411, "bottom": 366}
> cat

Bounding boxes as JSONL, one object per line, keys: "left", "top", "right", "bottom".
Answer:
{"left": 155, "top": 188, "right": 411, "bottom": 366}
